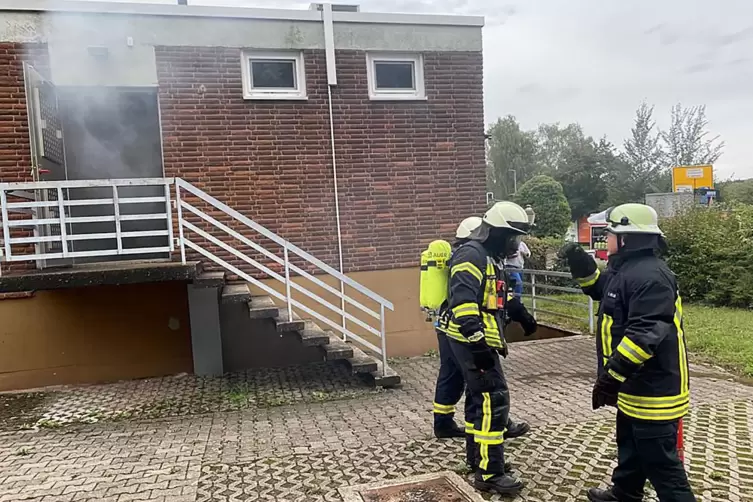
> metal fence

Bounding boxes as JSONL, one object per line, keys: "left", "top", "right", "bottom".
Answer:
{"left": 518, "top": 268, "right": 595, "bottom": 334}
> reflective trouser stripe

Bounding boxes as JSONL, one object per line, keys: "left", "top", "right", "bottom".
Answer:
{"left": 433, "top": 402, "right": 455, "bottom": 415}
{"left": 465, "top": 422, "right": 477, "bottom": 434}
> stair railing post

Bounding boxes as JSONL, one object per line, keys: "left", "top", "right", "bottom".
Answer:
{"left": 531, "top": 273, "right": 537, "bottom": 319}
{"left": 283, "top": 244, "right": 293, "bottom": 321}
{"left": 175, "top": 180, "right": 186, "bottom": 264}
{"left": 380, "top": 303, "right": 387, "bottom": 377}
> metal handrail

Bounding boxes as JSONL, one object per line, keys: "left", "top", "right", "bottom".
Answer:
{"left": 517, "top": 268, "right": 595, "bottom": 334}
{"left": 0, "top": 178, "right": 175, "bottom": 276}
{"left": 174, "top": 178, "right": 393, "bottom": 374}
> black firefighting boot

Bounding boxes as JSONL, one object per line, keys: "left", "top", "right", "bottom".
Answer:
{"left": 504, "top": 419, "right": 530, "bottom": 439}
{"left": 434, "top": 421, "right": 465, "bottom": 439}
{"left": 587, "top": 487, "right": 619, "bottom": 501}
{"left": 473, "top": 472, "right": 523, "bottom": 496}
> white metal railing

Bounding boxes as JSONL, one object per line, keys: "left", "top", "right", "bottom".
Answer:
{"left": 0, "top": 178, "right": 174, "bottom": 275}
{"left": 518, "top": 268, "right": 595, "bottom": 334}
{"left": 174, "top": 178, "right": 394, "bottom": 374}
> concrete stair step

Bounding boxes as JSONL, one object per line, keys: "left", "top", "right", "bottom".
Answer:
{"left": 364, "top": 360, "right": 401, "bottom": 388}
{"left": 343, "top": 345, "right": 379, "bottom": 374}
{"left": 193, "top": 270, "right": 226, "bottom": 288}
{"left": 321, "top": 331, "right": 354, "bottom": 360}
{"left": 221, "top": 283, "right": 251, "bottom": 304}
{"left": 274, "top": 309, "right": 305, "bottom": 333}
{"left": 298, "top": 322, "right": 331, "bottom": 347}
{"left": 247, "top": 296, "right": 280, "bottom": 319}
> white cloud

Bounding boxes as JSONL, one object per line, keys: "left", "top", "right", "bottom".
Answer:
{"left": 85, "top": 0, "right": 753, "bottom": 178}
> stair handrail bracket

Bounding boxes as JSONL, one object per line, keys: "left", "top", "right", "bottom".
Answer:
{"left": 174, "top": 178, "right": 394, "bottom": 375}
{"left": 0, "top": 178, "right": 176, "bottom": 277}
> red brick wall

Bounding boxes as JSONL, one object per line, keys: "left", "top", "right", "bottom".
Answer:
{"left": 0, "top": 43, "right": 50, "bottom": 272}
{"left": 0, "top": 43, "right": 49, "bottom": 184}
{"left": 156, "top": 47, "right": 486, "bottom": 273}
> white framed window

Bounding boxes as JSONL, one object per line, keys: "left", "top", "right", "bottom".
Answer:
{"left": 241, "top": 51, "right": 307, "bottom": 100}
{"left": 366, "top": 53, "right": 426, "bottom": 101}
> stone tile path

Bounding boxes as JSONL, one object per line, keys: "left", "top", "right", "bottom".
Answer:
{"left": 1, "top": 336, "right": 752, "bottom": 502}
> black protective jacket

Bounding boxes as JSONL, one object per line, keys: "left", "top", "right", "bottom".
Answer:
{"left": 437, "top": 241, "right": 530, "bottom": 350}
{"left": 577, "top": 249, "right": 690, "bottom": 422}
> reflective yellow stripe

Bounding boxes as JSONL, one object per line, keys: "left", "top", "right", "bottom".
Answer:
{"left": 675, "top": 295, "right": 689, "bottom": 395}
{"left": 600, "top": 314, "right": 613, "bottom": 365}
{"left": 451, "top": 262, "right": 483, "bottom": 283}
{"left": 618, "top": 392, "right": 689, "bottom": 407}
{"left": 433, "top": 402, "right": 455, "bottom": 414}
{"left": 452, "top": 303, "right": 480, "bottom": 318}
{"left": 467, "top": 332, "right": 484, "bottom": 343}
{"left": 608, "top": 369, "right": 626, "bottom": 383}
{"left": 479, "top": 444, "right": 490, "bottom": 471}
{"left": 617, "top": 337, "right": 652, "bottom": 364}
{"left": 481, "top": 393, "right": 492, "bottom": 434}
{"left": 617, "top": 398, "right": 689, "bottom": 421}
{"left": 577, "top": 268, "right": 600, "bottom": 288}
{"left": 465, "top": 422, "right": 477, "bottom": 434}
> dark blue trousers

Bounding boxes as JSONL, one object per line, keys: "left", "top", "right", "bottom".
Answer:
{"left": 433, "top": 331, "right": 465, "bottom": 429}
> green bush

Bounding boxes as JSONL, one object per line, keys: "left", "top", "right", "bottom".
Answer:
{"left": 514, "top": 175, "right": 572, "bottom": 238}
{"left": 524, "top": 236, "right": 566, "bottom": 271}
{"left": 663, "top": 204, "right": 753, "bottom": 308}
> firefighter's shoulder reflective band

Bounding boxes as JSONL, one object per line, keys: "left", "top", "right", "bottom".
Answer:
{"left": 608, "top": 368, "right": 626, "bottom": 382}
{"left": 577, "top": 268, "right": 600, "bottom": 288}
{"left": 617, "top": 337, "right": 652, "bottom": 365}
{"left": 451, "top": 262, "right": 483, "bottom": 283}
{"left": 452, "top": 303, "right": 480, "bottom": 318}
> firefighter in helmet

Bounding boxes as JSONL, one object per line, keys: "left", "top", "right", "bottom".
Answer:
{"left": 437, "top": 202, "right": 538, "bottom": 496}
{"left": 559, "top": 203, "right": 696, "bottom": 502}
{"left": 433, "top": 214, "right": 532, "bottom": 442}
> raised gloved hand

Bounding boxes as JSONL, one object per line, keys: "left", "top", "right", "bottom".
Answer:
{"left": 497, "top": 341, "right": 509, "bottom": 359}
{"left": 592, "top": 371, "right": 621, "bottom": 410}
{"left": 558, "top": 242, "right": 597, "bottom": 280}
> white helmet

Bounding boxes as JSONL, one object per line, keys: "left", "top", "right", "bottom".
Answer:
{"left": 605, "top": 203, "right": 663, "bottom": 236}
{"left": 456, "top": 216, "right": 482, "bottom": 239}
{"left": 482, "top": 202, "right": 527, "bottom": 235}
{"left": 493, "top": 201, "right": 531, "bottom": 233}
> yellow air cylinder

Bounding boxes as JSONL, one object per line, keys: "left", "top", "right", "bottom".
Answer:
{"left": 420, "top": 239, "right": 453, "bottom": 312}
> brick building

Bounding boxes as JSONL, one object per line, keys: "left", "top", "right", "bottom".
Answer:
{"left": 0, "top": 0, "right": 486, "bottom": 390}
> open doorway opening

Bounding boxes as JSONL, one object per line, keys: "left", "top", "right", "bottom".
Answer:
{"left": 55, "top": 86, "right": 168, "bottom": 264}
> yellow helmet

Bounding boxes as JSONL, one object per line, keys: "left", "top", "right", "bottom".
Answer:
{"left": 605, "top": 203, "right": 663, "bottom": 235}
{"left": 456, "top": 216, "right": 483, "bottom": 239}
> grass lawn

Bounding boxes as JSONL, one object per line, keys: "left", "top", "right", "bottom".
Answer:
{"left": 526, "top": 294, "right": 753, "bottom": 377}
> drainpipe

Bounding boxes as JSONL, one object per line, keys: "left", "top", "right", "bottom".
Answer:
{"left": 321, "top": 4, "right": 347, "bottom": 339}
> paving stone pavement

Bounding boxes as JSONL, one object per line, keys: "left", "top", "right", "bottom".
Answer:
{"left": 1, "top": 335, "right": 752, "bottom": 502}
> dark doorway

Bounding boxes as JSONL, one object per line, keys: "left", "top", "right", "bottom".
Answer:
{"left": 57, "top": 87, "right": 169, "bottom": 263}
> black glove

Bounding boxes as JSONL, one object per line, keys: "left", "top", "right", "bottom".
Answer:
{"left": 497, "top": 342, "right": 509, "bottom": 359}
{"left": 558, "top": 242, "right": 597, "bottom": 280}
{"left": 469, "top": 341, "right": 497, "bottom": 370}
{"left": 506, "top": 297, "right": 538, "bottom": 336}
{"left": 592, "top": 371, "right": 621, "bottom": 410}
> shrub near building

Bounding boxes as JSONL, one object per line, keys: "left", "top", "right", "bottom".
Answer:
{"left": 662, "top": 204, "right": 753, "bottom": 308}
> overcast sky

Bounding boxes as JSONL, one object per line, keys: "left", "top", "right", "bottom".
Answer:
{"left": 93, "top": 0, "right": 753, "bottom": 179}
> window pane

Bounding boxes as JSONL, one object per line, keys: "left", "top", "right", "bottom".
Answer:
{"left": 250, "top": 60, "right": 296, "bottom": 89}
{"left": 374, "top": 61, "right": 415, "bottom": 90}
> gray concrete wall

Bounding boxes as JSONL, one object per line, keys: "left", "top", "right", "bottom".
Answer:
{"left": 0, "top": 7, "right": 482, "bottom": 87}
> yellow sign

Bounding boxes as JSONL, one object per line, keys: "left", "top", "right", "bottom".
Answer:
{"left": 672, "top": 165, "right": 713, "bottom": 193}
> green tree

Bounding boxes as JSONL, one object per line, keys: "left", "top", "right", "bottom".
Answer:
{"left": 555, "top": 137, "right": 614, "bottom": 219}
{"left": 662, "top": 103, "right": 725, "bottom": 167}
{"left": 514, "top": 175, "right": 571, "bottom": 238}
{"left": 486, "top": 115, "right": 542, "bottom": 199}
{"left": 719, "top": 179, "right": 753, "bottom": 205}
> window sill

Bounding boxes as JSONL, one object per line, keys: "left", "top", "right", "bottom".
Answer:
{"left": 242, "top": 94, "right": 309, "bottom": 101}
{"left": 368, "top": 95, "right": 428, "bottom": 102}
